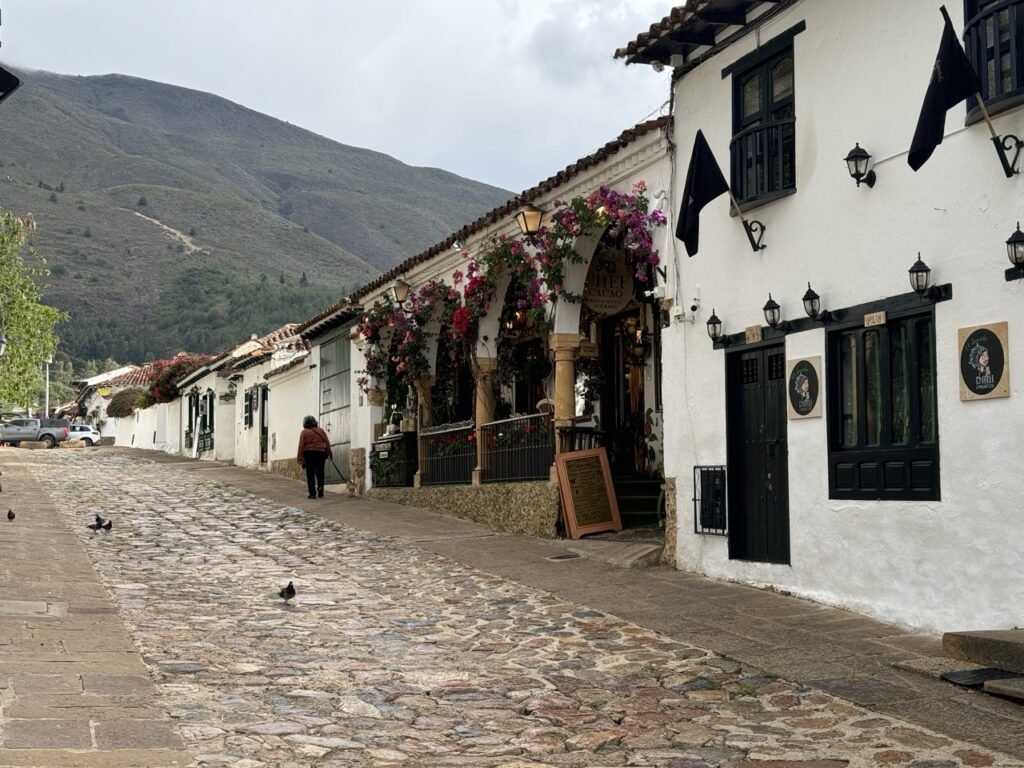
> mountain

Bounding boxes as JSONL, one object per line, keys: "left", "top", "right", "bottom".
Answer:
{"left": 0, "top": 70, "right": 511, "bottom": 363}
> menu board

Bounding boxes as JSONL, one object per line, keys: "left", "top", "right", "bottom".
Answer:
{"left": 555, "top": 448, "right": 622, "bottom": 539}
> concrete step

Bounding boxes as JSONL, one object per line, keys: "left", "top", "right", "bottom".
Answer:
{"left": 564, "top": 539, "right": 663, "bottom": 569}
{"left": 984, "top": 676, "right": 1024, "bottom": 703}
{"left": 943, "top": 629, "right": 1024, "bottom": 674}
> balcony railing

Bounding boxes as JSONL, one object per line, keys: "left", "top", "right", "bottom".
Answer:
{"left": 729, "top": 118, "right": 796, "bottom": 206}
{"left": 419, "top": 421, "right": 475, "bottom": 486}
{"left": 196, "top": 429, "right": 213, "bottom": 453}
{"left": 966, "top": 0, "right": 1024, "bottom": 115}
{"left": 557, "top": 426, "right": 606, "bottom": 454}
{"left": 479, "top": 413, "right": 554, "bottom": 483}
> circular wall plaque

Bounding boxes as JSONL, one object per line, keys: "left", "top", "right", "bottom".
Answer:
{"left": 960, "top": 326, "right": 1005, "bottom": 397}
{"left": 788, "top": 359, "right": 820, "bottom": 417}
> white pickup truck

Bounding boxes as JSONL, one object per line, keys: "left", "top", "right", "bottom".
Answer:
{"left": 0, "top": 418, "right": 70, "bottom": 447}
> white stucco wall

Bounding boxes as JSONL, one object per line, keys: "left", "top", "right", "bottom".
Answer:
{"left": 233, "top": 362, "right": 270, "bottom": 470}
{"left": 662, "top": 0, "right": 1024, "bottom": 631}
{"left": 266, "top": 356, "right": 318, "bottom": 467}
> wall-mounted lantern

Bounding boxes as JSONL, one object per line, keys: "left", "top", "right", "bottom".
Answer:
{"left": 389, "top": 278, "right": 411, "bottom": 307}
{"left": 762, "top": 293, "right": 783, "bottom": 329}
{"left": 909, "top": 253, "right": 932, "bottom": 295}
{"left": 514, "top": 203, "right": 546, "bottom": 236}
{"left": 802, "top": 282, "right": 834, "bottom": 323}
{"left": 844, "top": 143, "right": 876, "bottom": 187}
{"left": 706, "top": 309, "right": 723, "bottom": 342}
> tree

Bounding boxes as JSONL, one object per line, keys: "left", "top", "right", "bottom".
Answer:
{"left": 0, "top": 213, "right": 67, "bottom": 406}
{"left": 299, "top": 271, "right": 309, "bottom": 287}
{"left": 137, "top": 195, "right": 148, "bottom": 207}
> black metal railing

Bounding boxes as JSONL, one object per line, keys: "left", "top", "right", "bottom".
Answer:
{"left": 419, "top": 421, "right": 475, "bottom": 486}
{"left": 694, "top": 465, "right": 727, "bottom": 536}
{"left": 184, "top": 430, "right": 193, "bottom": 449}
{"left": 966, "top": 0, "right": 1024, "bottom": 112}
{"left": 557, "top": 426, "right": 606, "bottom": 454}
{"left": 197, "top": 429, "right": 213, "bottom": 453}
{"left": 480, "top": 413, "right": 554, "bottom": 483}
{"left": 370, "top": 432, "right": 417, "bottom": 488}
{"left": 729, "top": 118, "right": 796, "bottom": 205}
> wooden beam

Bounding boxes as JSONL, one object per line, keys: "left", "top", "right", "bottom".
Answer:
{"left": 668, "top": 27, "right": 716, "bottom": 46}
{"left": 696, "top": 11, "right": 746, "bottom": 26}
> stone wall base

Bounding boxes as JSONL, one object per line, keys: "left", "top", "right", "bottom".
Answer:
{"left": 369, "top": 481, "right": 560, "bottom": 538}
{"left": 662, "top": 476, "right": 677, "bottom": 568}
{"left": 60, "top": 440, "right": 86, "bottom": 449}
{"left": 20, "top": 441, "right": 49, "bottom": 450}
{"left": 270, "top": 457, "right": 304, "bottom": 482}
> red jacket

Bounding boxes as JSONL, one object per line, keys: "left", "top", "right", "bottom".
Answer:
{"left": 296, "top": 426, "right": 332, "bottom": 461}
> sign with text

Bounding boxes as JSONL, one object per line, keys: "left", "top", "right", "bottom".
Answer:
{"left": 959, "top": 321, "right": 1010, "bottom": 401}
{"left": 786, "top": 356, "right": 822, "bottom": 419}
{"left": 745, "top": 325, "right": 763, "bottom": 344}
{"left": 583, "top": 244, "right": 633, "bottom": 316}
{"left": 864, "top": 311, "right": 887, "bottom": 327}
{"left": 555, "top": 448, "right": 622, "bottom": 539}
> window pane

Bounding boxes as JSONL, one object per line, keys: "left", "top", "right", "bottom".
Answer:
{"left": 864, "top": 331, "right": 882, "bottom": 446}
{"left": 841, "top": 334, "right": 858, "bottom": 447}
{"left": 771, "top": 58, "right": 794, "bottom": 101}
{"left": 742, "top": 74, "right": 761, "bottom": 119}
{"left": 890, "top": 323, "right": 910, "bottom": 444}
{"left": 917, "top": 319, "right": 937, "bottom": 443}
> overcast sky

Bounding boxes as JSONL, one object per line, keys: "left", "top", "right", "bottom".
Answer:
{"left": 1, "top": 1, "right": 672, "bottom": 193}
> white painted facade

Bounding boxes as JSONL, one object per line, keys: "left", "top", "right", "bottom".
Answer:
{"left": 233, "top": 360, "right": 271, "bottom": 470}
{"left": 654, "top": 0, "right": 1024, "bottom": 631}
{"left": 264, "top": 353, "right": 317, "bottom": 469}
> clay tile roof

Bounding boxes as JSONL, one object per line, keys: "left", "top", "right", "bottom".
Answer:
{"left": 348, "top": 116, "right": 672, "bottom": 303}
{"left": 614, "top": 4, "right": 699, "bottom": 63}
{"left": 258, "top": 323, "right": 301, "bottom": 347}
{"left": 104, "top": 366, "right": 153, "bottom": 387}
{"left": 264, "top": 351, "right": 311, "bottom": 380}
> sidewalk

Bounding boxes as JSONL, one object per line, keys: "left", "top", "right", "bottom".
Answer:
{"left": 0, "top": 455, "right": 192, "bottom": 767}
{"left": 132, "top": 448, "right": 1024, "bottom": 760}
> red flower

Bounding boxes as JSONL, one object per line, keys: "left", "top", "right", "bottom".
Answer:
{"left": 452, "top": 306, "right": 472, "bottom": 337}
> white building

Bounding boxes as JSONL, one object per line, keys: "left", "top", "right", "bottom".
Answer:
{"left": 72, "top": 365, "right": 140, "bottom": 439}
{"left": 617, "top": 0, "right": 1024, "bottom": 631}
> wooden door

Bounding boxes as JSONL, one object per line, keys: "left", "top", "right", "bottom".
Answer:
{"left": 726, "top": 344, "right": 790, "bottom": 563}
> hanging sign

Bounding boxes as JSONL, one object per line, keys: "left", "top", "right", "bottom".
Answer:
{"left": 583, "top": 244, "right": 633, "bottom": 316}
{"left": 786, "top": 356, "right": 822, "bottom": 419}
{"left": 959, "top": 321, "right": 1010, "bottom": 401}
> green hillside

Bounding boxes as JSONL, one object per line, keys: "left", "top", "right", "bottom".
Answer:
{"left": 0, "top": 70, "right": 511, "bottom": 363}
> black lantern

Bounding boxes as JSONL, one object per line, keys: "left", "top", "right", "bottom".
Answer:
{"left": 514, "top": 204, "right": 546, "bottom": 236}
{"left": 844, "top": 143, "right": 876, "bottom": 187}
{"left": 706, "top": 309, "right": 723, "bottom": 342}
{"left": 1007, "top": 222, "right": 1024, "bottom": 266}
{"left": 801, "top": 282, "right": 821, "bottom": 319}
{"left": 390, "top": 277, "right": 411, "bottom": 306}
{"left": 762, "top": 293, "right": 782, "bottom": 328}
{"left": 0, "top": 329, "right": 6, "bottom": 357}
{"left": 909, "top": 253, "right": 932, "bottom": 295}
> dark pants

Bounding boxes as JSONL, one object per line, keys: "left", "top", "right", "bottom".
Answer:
{"left": 303, "top": 450, "right": 327, "bottom": 497}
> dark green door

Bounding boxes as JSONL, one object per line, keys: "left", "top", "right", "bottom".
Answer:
{"left": 726, "top": 344, "right": 790, "bottom": 564}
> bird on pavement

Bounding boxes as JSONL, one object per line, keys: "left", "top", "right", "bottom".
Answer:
{"left": 6, "top": 509, "right": 13, "bottom": 521}
{"left": 95, "top": 515, "right": 105, "bottom": 527}
{"left": 279, "top": 581, "right": 296, "bottom": 603}
{"left": 101, "top": 519, "right": 112, "bottom": 532}
{"left": 86, "top": 521, "right": 103, "bottom": 533}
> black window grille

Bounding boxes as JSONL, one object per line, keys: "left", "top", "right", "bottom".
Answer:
{"left": 965, "top": 0, "right": 1024, "bottom": 117}
{"left": 730, "top": 46, "right": 796, "bottom": 206}
{"left": 694, "top": 465, "right": 727, "bottom": 535}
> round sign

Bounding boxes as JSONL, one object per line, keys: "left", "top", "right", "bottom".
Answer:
{"left": 960, "top": 327, "right": 1005, "bottom": 396}
{"left": 788, "top": 360, "right": 819, "bottom": 416}
{"left": 583, "top": 245, "right": 634, "bottom": 316}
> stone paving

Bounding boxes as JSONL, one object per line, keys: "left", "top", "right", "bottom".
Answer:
{"left": 2, "top": 448, "right": 1023, "bottom": 767}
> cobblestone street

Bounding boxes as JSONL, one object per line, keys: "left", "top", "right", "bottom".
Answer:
{"left": 2, "top": 448, "right": 1022, "bottom": 767}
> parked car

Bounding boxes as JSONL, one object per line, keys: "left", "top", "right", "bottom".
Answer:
{"left": 0, "top": 418, "right": 70, "bottom": 448}
{"left": 69, "top": 424, "right": 102, "bottom": 446}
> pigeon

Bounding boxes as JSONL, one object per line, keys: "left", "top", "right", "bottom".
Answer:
{"left": 95, "top": 515, "right": 106, "bottom": 527}
{"left": 279, "top": 581, "right": 296, "bottom": 603}
{"left": 101, "top": 519, "right": 112, "bottom": 532}
{"left": 86, "top": 521, "right": 103, "bottom": 533}
{"left": 6, "top": 509, "right": 13, "bottom": 521}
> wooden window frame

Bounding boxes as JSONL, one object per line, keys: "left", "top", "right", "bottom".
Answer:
{"left": 964, "top": 0, "right": 1024, "bottom": 121}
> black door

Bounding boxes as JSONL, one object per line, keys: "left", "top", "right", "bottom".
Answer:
{"left": 726, "top": 344, "right": 790, "bottom": 563}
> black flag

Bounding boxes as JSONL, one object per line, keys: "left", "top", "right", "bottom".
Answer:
{"left": 908, "top": 5, "right": 981, "bottom": 171}
{"left": 676, "top": 129, "right": 729, "bottom": 257}
{"left": 0, "top": 67, "right": 20, "bottom": 106}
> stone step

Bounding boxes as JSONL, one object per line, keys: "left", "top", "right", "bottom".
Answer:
{"left": 943, "top": 629, "right": 1024, "bottom": 674}
{"left": 983, "top": 676, "right": 1024, "bottom": 703}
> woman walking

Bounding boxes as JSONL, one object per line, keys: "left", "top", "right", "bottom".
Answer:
{"left": 297, "top": 415, "right": 332, "bottom": 499}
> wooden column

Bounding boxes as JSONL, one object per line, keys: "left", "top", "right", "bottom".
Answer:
{"left": 472, "top": 357, "right": 498, "bottom": 486}
{"left": 413, "top": 376, "right": 435, "bottom": 488}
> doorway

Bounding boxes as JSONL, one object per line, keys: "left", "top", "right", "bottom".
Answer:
{"left": 725, "top": 343, "right": 790, "bottom": 563}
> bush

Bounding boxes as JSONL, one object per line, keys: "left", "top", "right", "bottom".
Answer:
{"left": 51, "top": 264, "right": 67, "bottom": 276}
{"left": 137, "top": 195, "right": 148, "bottom": 206}
{"left": 106, "top": 388, "right": 151, "bottom": 417}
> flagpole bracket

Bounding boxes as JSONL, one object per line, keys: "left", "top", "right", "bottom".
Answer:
{"left": 743, "top": 219, "right": 767, "bottom": 252}
{"left": 992, "top": 134, "right": 1022, "bottom": 178}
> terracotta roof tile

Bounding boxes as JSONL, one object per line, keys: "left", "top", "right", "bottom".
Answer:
{"left": 348, "top": 116, "right": 672, "bottom": 302}
{"left": 264, "top": 351, "right": 311, "bottom": 380}
{"left": 104, "top": 366, "right": 154, "bottom": 388}
{"left": 613, "top": 4, "right": 699, "bottom": 62}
